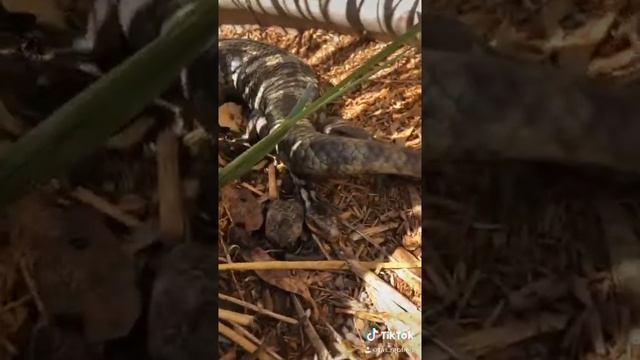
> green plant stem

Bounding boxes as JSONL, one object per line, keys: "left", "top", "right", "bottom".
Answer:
{"left": 0, "top": 0, "right": 217, "bottom": 207}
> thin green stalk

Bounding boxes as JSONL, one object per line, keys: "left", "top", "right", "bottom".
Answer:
{"left": 0, "top": 1, "right": 217, "bottom": 207}
{"left": 218, "top": 22, "right": 421, "bottom": 187}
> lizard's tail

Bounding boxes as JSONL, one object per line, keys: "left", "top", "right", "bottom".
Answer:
{"left": 284, "top": 134, "right": 421, "bottom": 179}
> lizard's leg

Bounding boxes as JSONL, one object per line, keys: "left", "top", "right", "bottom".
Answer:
{"left": 298, "top": 186, "right": 340, "bottom": 242}
{"left": 313, "top": 114, "right": 373, "bottom": 140}
{"left": 218, "top": 108, "right": 272, "bottom": 162}
{"left": 240, "top": 108, "right": 272, "bottom": 143}
{"left": 287, "top": 172, "right": 340, "bottom": 242}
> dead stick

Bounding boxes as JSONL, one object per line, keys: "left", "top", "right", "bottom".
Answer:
{"left": 219, "top": 308, "right": 254, "bottom": 326}
{"left": 349, "top": 260, "right": 420, "bottom": 314}
{"left": 229, "top": 322, "right": 285, "bottom": 360}
{"left": 72, "top": 187, "right": 142, "bottom": 228}
{"left": 156, "top": 128, "right": 185, "bottom": 242}
{"left": 292, "top": 294, "right": 331, "bottom": 360}
{"left": 219, "top": 293, "right": 298, "bottom": 324}
{"left": 219, "top": 260, "right": 421, "bottom": 271}
{"left": 19, "top": 257, "right": 48, "bottom": 323}
{"left": 219, "top": 321, "right": 275, "bottom": 360}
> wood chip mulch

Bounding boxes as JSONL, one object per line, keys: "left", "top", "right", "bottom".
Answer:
{"left": 217, "top": 26, "right": 422, "bottom": 359}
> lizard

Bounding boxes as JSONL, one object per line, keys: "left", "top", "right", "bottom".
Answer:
{"left": 218, "top": 38, "right": 422, "bottom": 179}
{"left": 218, "top": 38, "right": 420, "bottom": 247}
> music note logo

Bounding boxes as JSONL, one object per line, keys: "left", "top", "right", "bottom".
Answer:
{"left": 365, "top": 327, "right": 378, "bottom": 342}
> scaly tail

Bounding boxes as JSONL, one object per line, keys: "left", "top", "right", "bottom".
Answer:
{"left": 280, "top": 130, "right": 421, "bottom": 178}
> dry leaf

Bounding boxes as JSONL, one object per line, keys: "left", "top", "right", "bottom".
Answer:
{"left": 390, "top": 127, "right": 415, "bottom": 141}
{"left": 220, "top": 348, "right": 237, "bottom": 360}
{"left": 220, "top": 186, "right": 264, "bottom": 232}
{"left": 247, "top": 248, "right": 319, "bottom": 317}
{"left": 9, "top": 193, "right": 141, "bottom": 342}
{"left": 546, "top": 12, "right": 617, "bottom": 50}
{"left": 589, "top": 48, "right": 638, "bottom": 76}
{"left": 218, "top": 102, "right": 243, "bottom": 133}
{"left": 226, "top": 225, "right": 253, "bottom": 248}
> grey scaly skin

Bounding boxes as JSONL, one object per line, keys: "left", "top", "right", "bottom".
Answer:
{"left": 219, "top": 39, "right": 421, "bottom": 179}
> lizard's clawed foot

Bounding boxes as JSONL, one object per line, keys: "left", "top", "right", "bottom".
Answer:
{"left": 315, "top": 115, "right": 373, "bottom": 140}
{"left": 322, "top": 120, "right": 373, "bottom": 140}
{"left": 299, "top": 187, "right": 340, "bottom": 241}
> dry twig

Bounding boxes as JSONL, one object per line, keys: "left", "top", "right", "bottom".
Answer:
{"left": 156, "top": 127, "right": 185, "bottom": 241}
{"left": 219, "top": 293, "right": 298, "bottom": 324}
{"left": 219, "top": 260, "right": 421, "bottom": 271}
{"left": 219, "top": 321, "right": 275, "bottom": 360}
{"left": 72, "top": 187, "right": 143, "bottom": 228}
{"left": 219, "top": 308, "right": 254, "bottom": 327}
{"left": 292, "top": 294, "right": 331, "bottom": 360}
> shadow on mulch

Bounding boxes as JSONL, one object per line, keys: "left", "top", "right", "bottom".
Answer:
{"left": 425, "top": 161, "right": 640, "bottom": 359}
